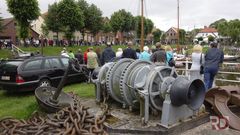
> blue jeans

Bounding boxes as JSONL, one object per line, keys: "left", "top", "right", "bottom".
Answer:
{"left": 204, "top": 66, "right": 219, "bottom": 90}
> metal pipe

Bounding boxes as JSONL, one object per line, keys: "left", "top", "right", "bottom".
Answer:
{"left": 140, "top": 0, "right": 144, "bottom": 51}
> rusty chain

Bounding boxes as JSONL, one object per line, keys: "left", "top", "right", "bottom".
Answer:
{"left": 0, "top": 93, "right": 108, "bottom": 135}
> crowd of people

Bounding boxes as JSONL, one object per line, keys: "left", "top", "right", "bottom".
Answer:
{"left": 60, "top": 41, "right": 224, "bottom": 91}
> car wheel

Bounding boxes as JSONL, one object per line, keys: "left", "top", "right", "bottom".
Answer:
{"left": 39, "top": 79, "right": 51, "bottom": 87}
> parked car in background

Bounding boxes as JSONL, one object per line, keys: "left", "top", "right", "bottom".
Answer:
{"left": 0, "top": 56, "right": 88, "bottom": 92}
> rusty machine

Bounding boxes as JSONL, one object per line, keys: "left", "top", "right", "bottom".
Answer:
{"left": 93, "top": 58, "right": 206, "bottom": 127}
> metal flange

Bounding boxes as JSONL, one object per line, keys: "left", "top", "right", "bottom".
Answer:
{"left": 119, "top": 60, "right": 154, "bottom": 107}
{"left": 106, "top": 59, "right": 134, "bottom": 104}
{"left": 147, "top": 66, "right": 178, "bottom": 111}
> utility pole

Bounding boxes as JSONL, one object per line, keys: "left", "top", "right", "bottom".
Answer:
{"left": 177, "top": 0, "right": 180, "bottom": 53}
{"left": 140, "top": 0, "right": 144, "bottom": 51}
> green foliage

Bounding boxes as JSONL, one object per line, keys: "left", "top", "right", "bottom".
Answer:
{"left": 102, "top": 18, "right": 112, "bottom": 33}
{"left": 0, "top": 13, "right": 3, "bottom": 32}
{"left": 85, "top": 4, "right": 103, "bottom": 35}
{"left": 110, "top": 9, "right": 134, "bottom": 33}
{"left": 217, "top": 19, "right": 240, "bottom": 44}
{"left": 44, "top": 2, "right": 63, "bottom": 40}
{"left": 209, "top": 18, "right": 227, "bottom": 29}
{"left": 17, "top": 24, "right": 30, "bottom": 40}
{"left": 134, "top": 16, "right": 154, "bottom": 38}
{"left": 160, "top": 33, "right": 166, "bottom": 43}
{"left": 179, "top": 29, "right": 186, "bottom": 44}
{"left": 6, "top": 0, "right": 40, "bottom": 39}
{"left": 41, "top": 23, "right": 49, "bottom": 38}
{"left": 197, "top": 37, "right": 203, "bottom": 41}
{"left": 77, "top": 0, "right": 88, "bottom": 34}
{"left": 152, "top": 28, "right": 162, "bottom": 43}
{"left": 208, "top": 35, "right": 215, "bottom": 42}
{"left": 58, "top": 0, "right": 84, "bottom": 40}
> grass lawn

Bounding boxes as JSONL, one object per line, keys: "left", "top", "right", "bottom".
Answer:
{"left": 0, "top": 45, "right": 128, "bottom": 59}
{"left": 0, "top": 83, "right": 95, "bottom": 119}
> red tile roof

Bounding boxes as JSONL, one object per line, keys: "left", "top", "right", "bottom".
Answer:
{"left": 199, "top": 27, "right": 218, "bottom": 33}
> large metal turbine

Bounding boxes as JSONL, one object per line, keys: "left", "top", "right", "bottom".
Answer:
{"left": 93, "top": 59, "right": 205, "bottom": 126}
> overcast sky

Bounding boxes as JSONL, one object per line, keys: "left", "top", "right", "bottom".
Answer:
{"left": 1, "top": 0, "right": 240, "bottom": 31}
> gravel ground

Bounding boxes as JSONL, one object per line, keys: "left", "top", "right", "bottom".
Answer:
{"left": 181, "top": 122, "right": 240, "bottom": 135}
{"left": 81, "top": 98, "right": 240, "bottom": 135}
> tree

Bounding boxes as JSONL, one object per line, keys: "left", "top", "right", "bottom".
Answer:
{"left": 152, "top": 28, "right": 162, "bottom": 43}
{"left": 208, "top": 35, "right": 215, "bottom": 42}
{"left": 110, "top": 9, "right": 134, "bottom": 33}
{"left": 44, "top": 2, "right": 63, "bottom": 41}
{"left": 6, "top": 0, "right": 40, "bottom": 42}
{"left": 179, "top": 29, "right": 186, "bottom": 44}
{"left": 145, "top": 19, "right": 154, "bottom": 35}
{"left": 0, "top": 13, "right": 3, "bottom": 32}
{"left": 77, "top": 0, "right": 88, "bottom": 39}
{"left": 102, "top": 18, "right": 112, "bottom": 33}
{"left": 160, "top": 33, "right": 166, "bottom": 44}
{"left": 197, "top": 37, "right": 203, "bottom": 42}
{"left": 58, "top": 0, "right": 84, "bottom": 43}
{"left": 85, "top": 4, "right": 103, "bottom": 36}
{"left": 134, "top": 16, "right": 154, "bottom": 38}
{"left": 217, "top": 19, "right": 240, "bottom": 45}
{"left": 41, "top": 23, "right": 49, "bottom": 38}
{"left": 209, "top": 18, "right": 227, "bottom": 29}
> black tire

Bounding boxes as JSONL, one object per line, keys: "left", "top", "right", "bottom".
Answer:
{"left": 38, "top": 79, "right": 51, "bottom": 87}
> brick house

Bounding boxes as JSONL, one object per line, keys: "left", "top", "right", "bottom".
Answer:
{"left": 165, "top": 27, "right": 178, "bottom": 44}
{"left": 0, "top": 18, "right": 39, "bottom": 45}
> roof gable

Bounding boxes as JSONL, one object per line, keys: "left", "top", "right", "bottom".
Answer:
{"left": 199, "top": 27, "right": 218, "bottom": 33}
{"left": 166, "top": 27, "right": 178, "bottom": 33}
{"left": 2, "top": 18, "right": 14, "bottom": 26}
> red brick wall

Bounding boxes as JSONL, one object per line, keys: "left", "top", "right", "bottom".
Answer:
{"left": 0, "top": 20, "right": 39, "bottom": 45}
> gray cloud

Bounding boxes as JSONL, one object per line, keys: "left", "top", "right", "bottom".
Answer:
{"left": 1, "top": 0, "right": 240, "bottom": 31}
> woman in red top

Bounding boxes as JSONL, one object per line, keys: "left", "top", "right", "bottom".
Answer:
{"left": 83, "top": 48, "right": 89, "bottom": 64}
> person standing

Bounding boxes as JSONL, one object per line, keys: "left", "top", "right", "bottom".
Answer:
{"left": 116, "top": 48, "right": 123, "bottom": 58}
{"left": 101, "top": 44, "right": 115, "bottom": 65}
{"left": 136, "top": 49, "right": 141, "bottom": 59}
{"left": 150, "top": 42, "right": 167, "bottom": 65}
{"left": 165, "top": 45, "right": 175, "bottom": 67}
{"left": 190, "top": 44, "right": 205, "bottom": 79}
{"left": 122, "top": 42, "right": 137, "bottom": 60}
{"left": 139, "top": 46, "right": 151, "bottom": 61}
{"left": 68, "top": 50, "right": 75, "bottom": 59}
{"left": 61, "top": 48, "right": 69, "bottom": 57}
{"left": 87, "top": 47, "right": 99, "bottom": 74}
{"left": 204, "top": 42, "right": 224, "bottom": 90}
{"left": 75, "top": 49, "right": 84, "bottom": 64}
{"left": 83, "top": 48, "right": 89, "bottom": 64}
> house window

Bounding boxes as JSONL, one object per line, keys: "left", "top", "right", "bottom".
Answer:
{"left": 170, "top": 33, "right": 172, "bottom": 36}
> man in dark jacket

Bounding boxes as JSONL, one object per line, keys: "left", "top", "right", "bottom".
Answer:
{"left": 101, "top": 44, "right": 116, "bottom": 65}
{"left": 150, "top": 42, "right": 167, "bottom": 65}
{"left": 122, "top": 42, "right": 137, "bottom": 59}
{"left": 204, "top": 42, "right": 224, "bottom": 90}
{"left": 75, "top": 49, "right": 84, "bottom": 64}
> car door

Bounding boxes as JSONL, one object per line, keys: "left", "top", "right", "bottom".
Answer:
{"left": 20, "top": 59, "right": 43, "bottom": 82}
{"left": 48, "top": 57, "right": 65, "bottom": 86}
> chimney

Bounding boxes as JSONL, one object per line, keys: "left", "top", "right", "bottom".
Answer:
{"left": 204, "top": 26, "right": 207, "bottom": 29}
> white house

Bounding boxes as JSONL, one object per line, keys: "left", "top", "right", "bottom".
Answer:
{"left": 194, "top": 26, "right": 219, "bottom": 43}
